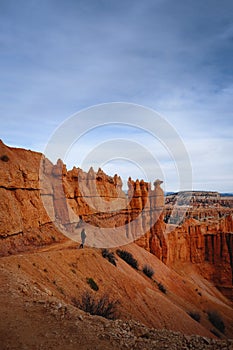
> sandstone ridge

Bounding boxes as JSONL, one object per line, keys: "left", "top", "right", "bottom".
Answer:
{"left": 0, "top": 140, "right": 233, "bottom": 301}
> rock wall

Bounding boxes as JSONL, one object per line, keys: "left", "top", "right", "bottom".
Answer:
{"left": 40, "top": 154, "right": 166, "bottom": 255}
{"left": 164, "top": 192, "right": 233, "bottom": 299}
{"left": 0, "top": 141, "right": 66, "bottom": 256}
{"left": 0, "top": 141, "right": 165, "bottom": 254}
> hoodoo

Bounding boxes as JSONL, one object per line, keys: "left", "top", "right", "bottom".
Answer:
{"left": 0, "top": 140, "right": 233, "bottom": 300}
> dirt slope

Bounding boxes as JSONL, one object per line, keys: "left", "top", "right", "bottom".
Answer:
{"left": 0, "top": 241, "right": 233, "bottom": 349}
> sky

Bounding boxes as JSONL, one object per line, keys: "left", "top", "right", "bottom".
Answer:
{"left": 0, "top": 0, "right": 233, "bottom": 192}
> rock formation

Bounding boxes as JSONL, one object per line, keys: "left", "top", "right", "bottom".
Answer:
{"left": 164, "top": 192, "right": 233, "bottom": 300}
{"left": 0, "top": 140, "right": 233, "bottom": 299}
{"left": 0, "top": 140, "right": 66, "bottom": 255}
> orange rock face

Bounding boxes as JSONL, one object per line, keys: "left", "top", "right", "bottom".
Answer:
{"left": 164, "top": 192, "right": 233, "bottom": 299}
{"left": 0, "top": 141, "right": 66, "bottom": 255}
{"left": 0, "top": 140, "right": 233, "bottom": 299}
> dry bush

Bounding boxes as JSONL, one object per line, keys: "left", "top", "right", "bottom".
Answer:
{"left": 102, "top": 249, "right": 117, "bottom": 266}
{"left": 86, "top": 277, "right": 99, "bottom": 291}
{"left": 116, "top": 249, "right": 138, "bottom": 270}
{"left": 187, "top": 311, "right": 201, "bottom": 322}
{"left": 158, "top": 282, "right": 167, "bottom": 294}
{"left": 142, "top": 265, "right": 154, "bottom": 278}
{"left": 207, "top": 310, "right": 225, "bottom": 333}
{"left": 72, "top": 291, "right": 119, "bottom": 320}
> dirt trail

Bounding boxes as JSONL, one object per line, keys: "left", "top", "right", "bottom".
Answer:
{"left": 38, "top": 239, "right": 76, "bottom": 252}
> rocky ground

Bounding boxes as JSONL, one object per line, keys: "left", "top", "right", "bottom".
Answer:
{"left": 1, "top": 295, "right": 233, "bottom": 350}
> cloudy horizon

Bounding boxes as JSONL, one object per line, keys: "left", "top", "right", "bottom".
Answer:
{"left": 1, "top": 0, "right": 233, "bottom": 193}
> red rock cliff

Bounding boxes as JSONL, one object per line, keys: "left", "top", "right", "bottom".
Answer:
{"left": 0, "top": 141, "right": 233, "bottom": 299}
{"left": 0, "top": 141, "right": 67, "bottom": 255}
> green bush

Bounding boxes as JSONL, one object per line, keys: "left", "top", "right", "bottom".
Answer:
{"left": 187, "top": 311, "right": 201, "bottom": 322}
{"left": 158, "top": 282, "right": 167, "bottom": 294}
{"left": 207, "top": 311, "right": 225, "bottom": 333}
{"left": 116, "top": 249, "right": 138, "bottom": 270}
{"left": 72, "top": 291, "right": 119, "bottom": 320}
{"left": 86, "top": 277, "right": 99, "bottom": 291}
{"left": 142, "top": 265, "right": 154, "bottom": 278}
{"left": 102, "top": 249, "right": 117, "bottom": 266}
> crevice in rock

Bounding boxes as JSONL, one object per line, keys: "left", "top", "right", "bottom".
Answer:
{"left": 0, "top": 231, "right": 23, "bottom": 239}
{"left": 0, "top": 185, "right": 38, "bottom": 191}
{"left": 226, "top": 233, "right": 233, "bottom": 284}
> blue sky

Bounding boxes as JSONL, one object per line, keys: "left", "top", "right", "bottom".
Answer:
{"left": 0, "top": 0, "right": 233, "bottom": 192}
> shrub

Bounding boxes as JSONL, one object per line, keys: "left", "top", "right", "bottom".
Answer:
{"left": 142, "top": 265, "right": 154, "bottom": 278}
{"left": 207, "top": 311, "right": 225, "bottom": 333}
{"left": 1, "top": 154, "right": 9, "bottom": 162}
{"left": 102, "top": 249, "right": 117, "bottom": 266}
{"left": 210, "top": 328, "right": 221, "bottom": 338}
{"left": 73, "top": 291, "right": 119, "bottom": 320}
{"left": 116, "top": 249, "right": 138, "bottom": 270}
{"left": 187, "top": 311, "right": 201, "bottom": 322}
{"left": 86, "top": 277, "right": 99, "bottom": 291}
{"left": 158, "top": 282, "right": 167, "bottom": 294}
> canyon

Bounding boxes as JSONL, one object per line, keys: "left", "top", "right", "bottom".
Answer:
{"left": 1, "top": 139, "right": 232, "bottom": 299}
{"left": 0, "top": 139, "right": 233, "bottom": 348}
